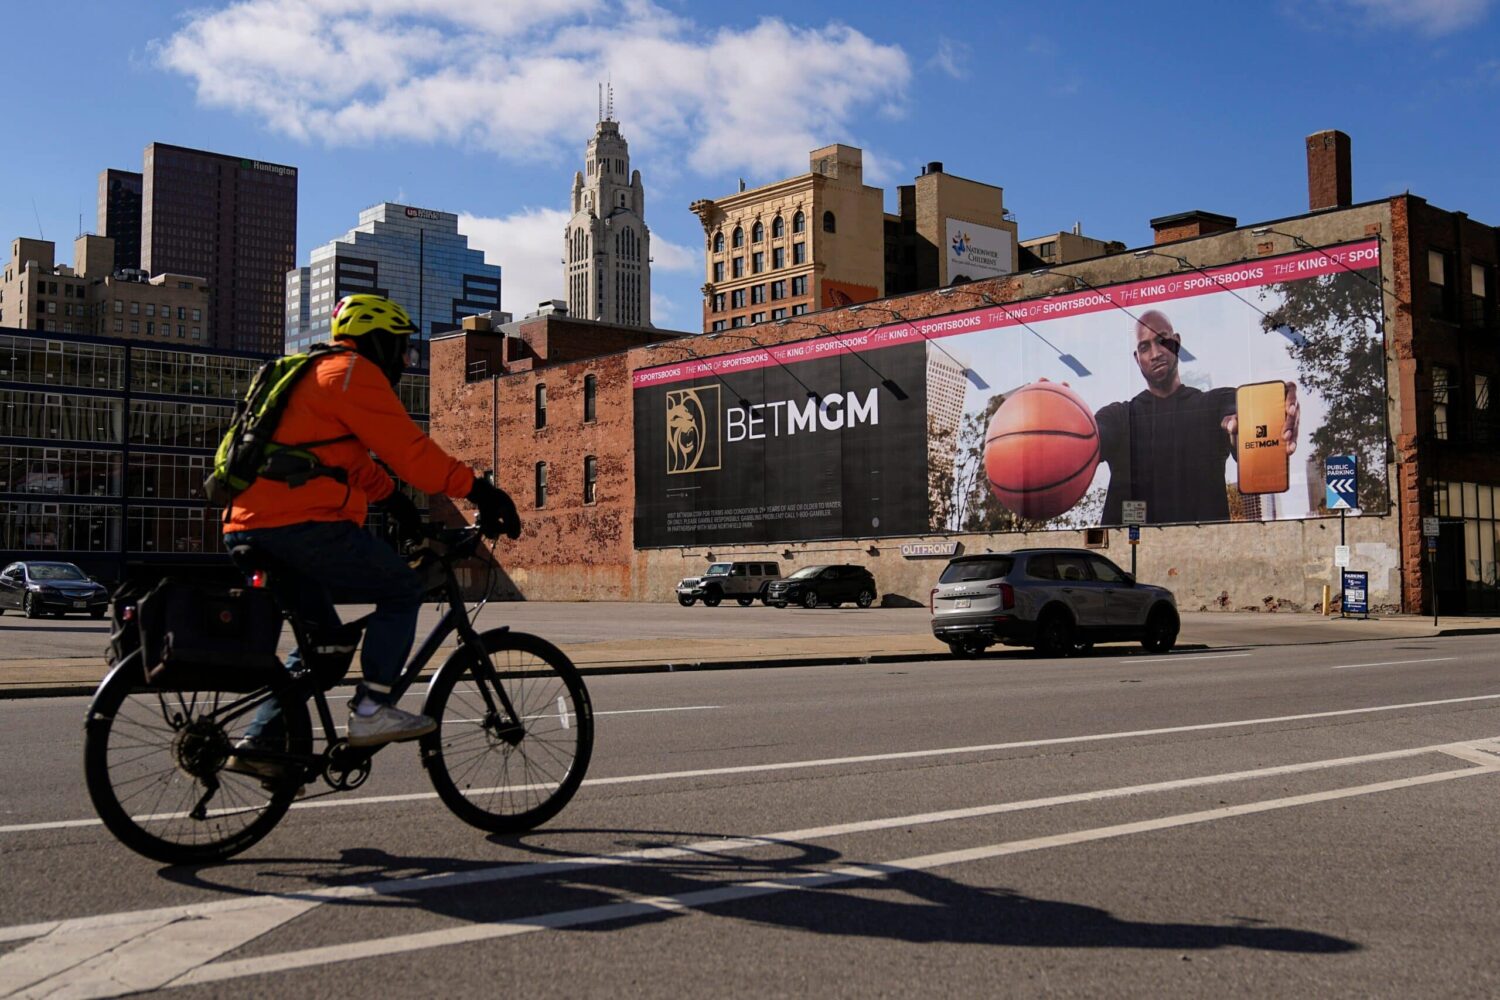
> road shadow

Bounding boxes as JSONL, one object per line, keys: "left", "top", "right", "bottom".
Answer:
{"left": 0, "top": 622, "right": 108, "bottom": 634}
{"left": 161, "top": 829, "right": 1356, "bottom": 957}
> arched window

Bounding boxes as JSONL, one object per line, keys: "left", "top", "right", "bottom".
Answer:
{"left": 751, "top": 221, "right": 764, "bottom": 242}
{"left": 792, "top": 211, "right": 805, "bottom": 234}
{"left": 712, "top": 231, "right": 724, "bottom": 253}
{"left": 583, "top": 455, "right": 598, "bottom": 504}
{"left": 732, "top": 226, "right": 744, "bottom": 248}
{"left": 822, "top": 211, "right": 836, "bottom": 233}
{"left": 772, "top": 215, "right": 784, "bottom": 238}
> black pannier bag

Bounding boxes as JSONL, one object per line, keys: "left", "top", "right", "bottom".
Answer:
{"left": 134, "top": 579, "right": 286, "bottom": 692}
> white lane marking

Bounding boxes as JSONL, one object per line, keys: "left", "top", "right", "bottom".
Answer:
{"left": 327, "top": 704, "right": 722, "bottom": 735}
{"left": 1331, "top": 657, "right": 1456, "bottom": 670}
{"left": 5, "top": 734, "right": 1497, "bottom": 989}
{"left": 1130, "top": 653, "right": 1253, "bottom": 664}
{"left": 8, "top": 692, "right": 1500, "bottom": 837}
{"left": 168, "top": 761, "right": 1500, "bottom": 991}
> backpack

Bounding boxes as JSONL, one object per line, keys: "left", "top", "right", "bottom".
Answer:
{"left": 203, "top": 343, "right": 357, "bottom": 507}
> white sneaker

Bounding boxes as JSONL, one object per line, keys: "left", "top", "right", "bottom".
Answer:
{"left": 347, "top": 704, "right": 437, "bottom": 747}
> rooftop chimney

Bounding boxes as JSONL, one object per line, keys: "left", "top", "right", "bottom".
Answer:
{"left": 1148, "top": 210, "right": 1238, "bottom": 245}
{"left": 1306, "top": 129, "right": 1352, "bottom": 211}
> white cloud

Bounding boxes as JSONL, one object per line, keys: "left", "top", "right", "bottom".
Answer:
{"left": 1319, "top": 0, "right": 1491, "bottom": 34}
{"left": 155, "top": 1, "right": 910, "bottom": 177}
{"left": 928, "top": 37, "right": 970, "bottom": 79}
{"left": 460, "top": 207, "right": 696, "bottom": 321}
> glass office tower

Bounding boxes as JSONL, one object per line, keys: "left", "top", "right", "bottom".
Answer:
{"left": 286, "top": 204, "right": 501, "bottom": 362}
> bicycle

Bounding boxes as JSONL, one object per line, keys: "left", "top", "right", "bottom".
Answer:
{"left": 83, "top": 523, "right": 594, "bottom": 864}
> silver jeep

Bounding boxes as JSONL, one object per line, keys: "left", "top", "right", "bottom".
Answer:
{"left": 676, "top": 561, "right": 782, "bottom": 607}
{"left": 930, "top": 549, "right": 1179, "bottom": 658}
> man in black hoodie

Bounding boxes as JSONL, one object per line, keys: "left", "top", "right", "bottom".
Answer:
{"left": 1095, "top": 309, "right": 1298, "bottom": 525}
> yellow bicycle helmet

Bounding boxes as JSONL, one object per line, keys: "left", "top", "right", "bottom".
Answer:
{"left": 330, "top": 294, "right": 419, "bottom": 338}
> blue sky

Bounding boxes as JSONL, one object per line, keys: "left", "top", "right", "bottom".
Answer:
{"left": 6, "top": 0, "right": 1498, "bottom": 333}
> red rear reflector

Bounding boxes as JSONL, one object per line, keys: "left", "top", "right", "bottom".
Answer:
{"left": 250, "top": 570, "right": 269, "bottom": 589}
{"left": 929, "top": 587, "right": 937, "bottom": 614}
{"left": 988, "top": 582, "right": 1015, "bottom": 609}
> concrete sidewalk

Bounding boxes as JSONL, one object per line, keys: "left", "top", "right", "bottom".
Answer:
{"left": 1, "top": 609, "right": 1496, "bottom": 699}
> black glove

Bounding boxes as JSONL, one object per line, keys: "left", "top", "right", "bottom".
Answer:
{"left": 467, "top": 475, "right": 521, "bottom": 540}
{"left": 377, "top": 489, "right": 424, "bottom": 544}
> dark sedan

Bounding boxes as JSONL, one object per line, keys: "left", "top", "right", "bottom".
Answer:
{"left": 0, "top": 561, "right": 111, "bottom": 618}
{"left": 764, "top": 565, "right": 878, "bottom": 609}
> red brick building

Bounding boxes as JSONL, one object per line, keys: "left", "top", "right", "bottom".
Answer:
{"left": 434, "top": 132, "right": 1498, "bottom": 613}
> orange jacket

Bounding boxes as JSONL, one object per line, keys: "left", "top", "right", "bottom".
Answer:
{"left": 224, "top": 348, "right": 475, "bottom": 533}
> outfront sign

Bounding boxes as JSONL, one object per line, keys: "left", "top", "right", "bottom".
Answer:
{"left": 900, "top": 542, "right": 959, "bottom": 558}
{"left": 1325, "top": 454, "right": 1358, "bottom": 510}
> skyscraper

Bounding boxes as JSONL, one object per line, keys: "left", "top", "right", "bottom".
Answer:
{"left": 565, "top": 103, "right": 651, "bottom": 327}
{"left": 140, "top": 142, "right": 297, "bottom": 355}
{"left": 96, "top": 169, "right": 142, "bottom": 274}
{"left": 284, "top": 203, "right": 502, "bottom": 360}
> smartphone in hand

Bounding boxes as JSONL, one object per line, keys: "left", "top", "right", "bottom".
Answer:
{"left": 1236, "top": 381, "right": 1289, "bottom": 495}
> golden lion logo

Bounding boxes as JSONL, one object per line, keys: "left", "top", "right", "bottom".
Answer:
{"left": 666, "top": 385, "right": 720, "bottom": 474}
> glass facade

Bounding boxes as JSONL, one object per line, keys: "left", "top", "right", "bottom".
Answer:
{"left": 1434, "top": 480, "right": 1500, "bottom": 614}
{"left": 285, "top": 204, "right": 501, "bottom": 360}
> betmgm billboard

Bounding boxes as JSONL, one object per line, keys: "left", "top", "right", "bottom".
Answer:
{"left": 633, "top": 239, "right": 1386, "bottom": 547}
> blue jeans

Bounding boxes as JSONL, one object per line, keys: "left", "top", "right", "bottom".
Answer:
{"left": 224, "top": 521, "right": 425, "bottom": 740}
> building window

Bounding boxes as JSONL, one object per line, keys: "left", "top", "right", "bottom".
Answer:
{"left": 791, "top": 304, "right": 808, "bottom": 316}
{"left": 772, "top": 215, "right": 784, "bottom": 238}
{"left": 145, "top": 321, "right": 154, "bottom": 336}
{"left": 145, "top": 304, "right": 155, "bottom": 318}
{"left": 731, "top": 316, "right": 746, "bottom": 328}
{"left": 793, "top": 242, "right": 806, "bottom": 265}
{"left": 750, "top": 312, "right": 766, "bottom": 324}
{"left": 771, "top": 308, "right": 787, "bottom": 320}
{"left": 713, "top": 231, "right": 724, "bottom": 253}
{"left": 1429, "top": 249, "right": 1454, "bottom": 318}
{"left": 192, "top": 308, "right": 200, "bottom": 322}
{"left": 752, "top": 252, "right": 764, "bottom": 274}
{"left": 732, "top": 257, "right": 745, "bottom": 278}
{"left": 793, "top": 211, "right": 805, "bottom": 234}
{"left": 113, "top": 300, "right": 122, "bottom": 314}
{"left": 751, "top": 284, "right": 766, "bottom": 304}
{"left": 583, "top": 374, "right": 597, "bottom": 423}
{"left": 1433, "top": 364, "right": 1451, "bottom": 440}
{"left": 1037, "top": 241, "right": 1058, "bottom": 261}
{"left": 583, "top": 455, "right": 597, "bottom": 504}
{"left": 731, "top": 289, "right": 746, "bottom": 309}
{"left": 773, "top": 246, "right": 785, "bottom": 269}
{"left": 130, "top": 302, "right": 139, "bottom": 315}
{"left": 791, "top": 275, "right": 808, "bottom": 296}
{"left": 713, "top": 261, "right": 725, "bottom": 282}
{"left": 1477, "top": 373, "right": 1491, "bottom": 437}
{"left": 712, "top": 292, "right": 726, "bottom": 313}
{"left": 822, "top": 211, "right": 837, "bottom": 233}
{"left": 113, "top": 319, "right": 123, "bottom": 332}
{"left": 752, "top": 221, "right": 764, "bottom": 243}
{"left": 732, "top": 226, "right": 744, "bottom": 248}
{"left": 711, "top": 320, "right": 727, "bottom": 332}
{"left": 535, "top": 384, "right": 547, "bottom": 429}
{"left": 535, "top": 462, "right": 547, "bottom": 508}
{"left": 770, "top": 280, "right": 786, "bottom": 301}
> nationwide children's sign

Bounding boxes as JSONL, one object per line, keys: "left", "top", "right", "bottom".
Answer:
{"left": 633, "top": 240, "right": 1387, "bottom": 547}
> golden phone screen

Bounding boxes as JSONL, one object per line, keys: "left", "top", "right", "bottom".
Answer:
{"left": 1236, "top": 381, "right": 1288, "bottom": 495}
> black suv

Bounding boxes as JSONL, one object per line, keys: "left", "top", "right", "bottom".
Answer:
{"left": 764, "top": 565, "right": 878, "bottom": 609}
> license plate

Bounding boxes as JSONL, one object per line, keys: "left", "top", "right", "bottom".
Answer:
{"left": 955, "top": 599, "right": 970, "bottom": 609}
{"left": 73, "top": 601, "right": 87, "bottom": 608}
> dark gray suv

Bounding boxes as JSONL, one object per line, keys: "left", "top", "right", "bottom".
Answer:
{"left": 929, "top": 549, "right": 1178, "bottom": 658}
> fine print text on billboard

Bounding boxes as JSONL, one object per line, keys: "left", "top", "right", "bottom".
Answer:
{"left": 633, "top": 240, "right": 1386, "bottom": 547}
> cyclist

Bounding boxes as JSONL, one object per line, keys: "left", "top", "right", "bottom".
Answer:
{"left": 223, "top": 293, "right": 519, "bottom": 773}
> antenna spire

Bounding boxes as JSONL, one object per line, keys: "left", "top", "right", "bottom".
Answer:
{"left": 597, "top": 82, "right": 603, "bottom": 122}
{"left": 606, "top": 80, "right": 614, "bottom": 122}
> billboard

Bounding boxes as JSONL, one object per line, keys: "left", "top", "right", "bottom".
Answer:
{"left": 945, "top": 218, "right": 1013, "bottom": 284}
{"left": 633, "top": 239, "right": 1386, "bottom": 546}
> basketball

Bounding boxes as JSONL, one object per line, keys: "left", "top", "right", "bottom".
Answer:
{"left": 983, "top": 380, "right": 1100, "bottom": 520}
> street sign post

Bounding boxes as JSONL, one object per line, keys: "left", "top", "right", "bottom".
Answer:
{"left": 1121, "top": 502, "right": 1146, "bottom": 578}
{"left": 1341, "top": 570, "right": 1368, "bottom": 619}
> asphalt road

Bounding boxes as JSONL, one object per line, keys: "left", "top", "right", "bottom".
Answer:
{"left": 3, "top": 635, "right": 1500, "bottom": 997}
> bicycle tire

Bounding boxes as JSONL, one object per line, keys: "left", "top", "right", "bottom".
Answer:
{"left": 420, "top": 629, "right": 593, "bottom": 834}
{"left": 83, "top": 662, "right": 311, "bottom": 864}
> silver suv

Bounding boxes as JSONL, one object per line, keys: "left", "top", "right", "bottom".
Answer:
{"left": 929, "top": 548, "right": 1179, "bottom": 658}
{"left": 676, "top": 561, "right": 782, "bottom": 607}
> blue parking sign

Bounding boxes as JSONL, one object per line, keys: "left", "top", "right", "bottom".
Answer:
{"left": 1325, "top": 455, "right": 1358, "bottom": 511}
{"left": 1341, "top": 570, "right": 1368, "bottom": 617}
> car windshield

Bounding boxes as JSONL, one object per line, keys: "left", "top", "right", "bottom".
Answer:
{"left": 29, "top": 563, "right": 88, "bottom": 581}
{"left": 704, "top": 564, "right": 731, "bottom": 576}
{"left": 939, "top": 557, "right": 1014, "bottom": 584}
{"left": 787, "top": 566, "right": 826, "bottom": 580}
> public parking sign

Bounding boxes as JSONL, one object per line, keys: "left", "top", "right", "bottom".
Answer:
{"left": 1341, "top": 570, "right": 1368, "bottom": 617}
{"left": 1325, "top": 455, "right": 1358, "bottom": 510}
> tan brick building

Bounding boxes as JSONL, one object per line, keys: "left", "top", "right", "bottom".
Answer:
{"left": 885, "top": 161, "right": 1017, "bottom": 294}
{"left": 0, "top": 236, "right": 209, "bottom": 342}
{"left": 691, "top": 144, "right": 885, "bottom": 333}
{"left": 1019, "top": 225, "right": 1126, "bottom": 268}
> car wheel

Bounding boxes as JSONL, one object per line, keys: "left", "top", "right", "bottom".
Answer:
{"left": 1142, "top": 606, "right": 1179, "bottom": 654}
{"left": 702, "top": 589, "right": 723, "bottom": 608}
{"left": 801, "top": 590, "right": 819, "bottom": 609}
{"left": 736, "top": 597, "right": 754, "bottom": 607}
{"left": 677, "top": 595, "right": 696, "bottom": 607}
{"left": 855, "top": 589, "right": 875, "bottom": 609}
{"left": 1034, "top": 610, "right": 1073, "bottom": 658}
{"left": 23, "top": 594, "right": 42, "bottom": 619}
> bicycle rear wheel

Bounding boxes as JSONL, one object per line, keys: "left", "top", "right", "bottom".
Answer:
{"left": 83, "top": 663, "right": 311, "bottom": 864}
{"left": 421, "top": 630, "right": 593, "bottom": 834}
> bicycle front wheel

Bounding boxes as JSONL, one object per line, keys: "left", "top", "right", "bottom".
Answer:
{"left": 421, "top": 630, "right": 593, "bottom": 834}
{"left": 83, "top": 663, "right": 311, "bottom": 864}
